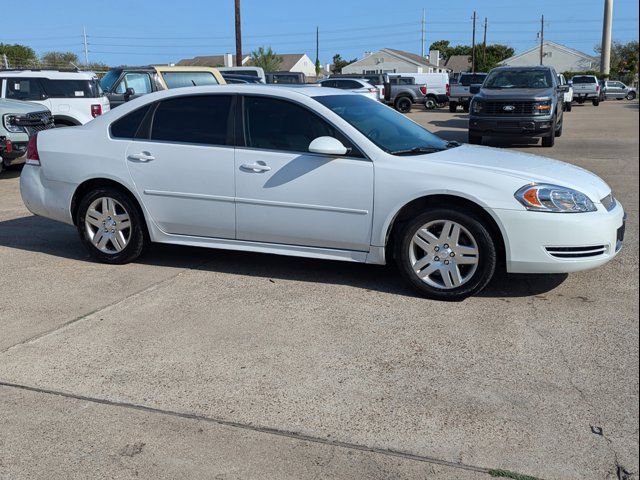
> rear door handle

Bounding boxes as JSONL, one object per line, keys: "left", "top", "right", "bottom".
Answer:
{"left": 128, "top": 152, "right": 155, "bottom": 162}
{"left": 240, "top": 163, "right": 271, "bottom": 172}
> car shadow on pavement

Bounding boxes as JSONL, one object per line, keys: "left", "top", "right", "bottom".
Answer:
{"left": 0, "top": 214, "right": 567, "bottom": 299}
{"left": 0, "top": 169, "right": 22, "bottom": 180}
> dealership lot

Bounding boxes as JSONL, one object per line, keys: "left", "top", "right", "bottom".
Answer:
{"left": 0, "top": 101, "right": 638, "bottom": 479}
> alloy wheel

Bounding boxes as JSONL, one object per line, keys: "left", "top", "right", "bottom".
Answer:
{"left": 84, "top": 197, "right": 132, "bottom": 253}
{"left": 409, "top": 219, "right": 479, "bottom": 289}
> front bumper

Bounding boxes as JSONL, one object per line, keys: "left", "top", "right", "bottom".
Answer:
{"left": 470, "top": 116, "right": 554, "bottom": 136}
{"left": 493, "top": 202, "right": 625, "bottom": 274}
{"left": 20, "top": 164, "right": 76, "bottom": 225}
{"left": 1, "top": 142, "right": 28, "bottom": 164}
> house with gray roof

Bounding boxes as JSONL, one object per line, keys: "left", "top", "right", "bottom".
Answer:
{"left": 341, "top": 48, "right": 450, "bottom": 74}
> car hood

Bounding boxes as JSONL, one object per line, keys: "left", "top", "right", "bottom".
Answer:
{"left": 0, "top": 98, "right": 49, "bottom": 114}
{"left": 427, "top": 145, "right": 611, "bottom": 201}
{"left": 477, "top": 88, "right": 554, "bottom": 101}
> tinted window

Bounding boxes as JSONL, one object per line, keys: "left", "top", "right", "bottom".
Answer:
{"left": 484, "top": 69, "right": 552, "bottom": 89}
{"left": 5, "top": 78, "right": 45, "bottom": 101}
{"left": 162, "top": 71, "right": 219, "bottom": 89}
{"left": 315, "top": 94, "right": 448, "bottom": 155}
{"left": 335, "top": 80, "right": 363, "bottom": 89}
{"left": 41, "top": 79, "right": 102, "bottom": 98}
{"left": 572, "top": 76, "right": 597, "bottom": 84}
{"left": 390, "top": 77, "right": 414, "bottom": 85}
{"left": 100, "top": 69, "right": 121, "bottom": 92}
{"left": 151, "top": 95, "right": 233, "bottom": 145}
{"left": 243, "top": 96, "right": 359, "bottom": 155}
{"left": 115, "top": 73, "right": 153, "bottom": 94}
{"left": 110, "top": 104, "right": 152, "bottom": 139}
{"left": 460, "top": 74, "right": 487, "bottom": 86}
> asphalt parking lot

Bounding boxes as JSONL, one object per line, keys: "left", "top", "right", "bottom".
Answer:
{"left": 0, "top": 101, "right": 638, "bottom": 480}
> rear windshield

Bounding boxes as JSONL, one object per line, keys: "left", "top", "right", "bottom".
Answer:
{"left": 460, "top": 74, "right": 487, "bottom": 86}
{"left": 571, "top": 76, "right": 597, "bottom": 84}
{"left": 161, "top": 71, "right": 219, "bottom": 88}
{"left": 41, "top": 78, "right": 103, "bottom": 98}
{"left": 484, "top": 69, "right": 552, "bottom": 89}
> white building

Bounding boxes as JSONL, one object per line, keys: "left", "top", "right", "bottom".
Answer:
{"left": 501, "top": 41, "right": 599, "bottom": 72}
{"left": 342, "top": 48, "right": 450, "bottom": 74}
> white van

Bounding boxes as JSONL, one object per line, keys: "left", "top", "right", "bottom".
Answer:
{"left": 394, "top": 72, "right": 449, "bottom": 109}
{"left": 216, "top": 66, "right": 266, "bottom": 83}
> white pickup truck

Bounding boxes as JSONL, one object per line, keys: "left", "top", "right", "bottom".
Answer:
{"left": 448, "top": 73, "right": 487, "bottom": 112}
{"left": 570, "top": 75, "right": 600, "bottom": 106}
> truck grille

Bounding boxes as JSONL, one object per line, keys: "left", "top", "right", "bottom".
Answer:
{"left": 545, "top": 246, "right": 607, "bottom": 259}
{"left": 11, "top": 111, "right": 55, "bottom": 135}
{"left": 481, "top": 101, "right": 536, "bottom": 115}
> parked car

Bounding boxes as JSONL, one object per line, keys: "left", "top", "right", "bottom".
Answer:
{"left": 100, "top": 66, "right": 225, "bottom": 108}
{"left": 449, "top": 72, "right": 487, "bottom": 112}
{"left": 318, "top": 78, "right": 379, "bottom": 101}
{"left": 266, "top": 72, "right": 306, "bottom": 84}
{"left": 216, "top": 66, "right": 266, "bottom": 83}
{"left": 220, "top": 73, "right": 264, "bottom": 84}
{"left": 557, "top": 74, "right": 573, "bottom": 111}
{"left": 469, "top": 66, "right": 567, "bottom": 147}
{"left": 0, "top": 70, "right": 109, "bottom": 126}
{"left": 328, "top": 73, "right": 391, "bottom": 103}
{"left": 602, "top": 80, "right": 637, "bottom": 100}
{"left": 570, "top": 75, "right": 600, "bottom": 106}
{"left": 0, "top": 98, "right": 54, "bottom": 173}
{"left": 387, "top": 76, "right": 427, "bottom": 113}
{"left": 393, "top": 73, "right": 449, "bottom": 109}
{"left": 20, "top": 85, "right": 624, "bottom": 300}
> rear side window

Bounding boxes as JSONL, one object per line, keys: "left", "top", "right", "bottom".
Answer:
{"left": 40, "top": 79, "right": 102, "bottom": 98}
{"left": 336, "top": 80, "right": 363, "bottom": 89}
{"left": 162, "top": 72, "right": 219, "bottom": 89}
{"left": 460, "top": 74, "right": 487, "bottom": 86}
{"left": 110, "top": 104, "right": 152, "bottom": 139}
{"left": 4, "top": 78, "right": 45, "bottom": 101}
{"left": 572, "top": 76, "right": 596, "bottom": 84}
{"left": 150, "top": 95, "right": 233, "bottom": 145}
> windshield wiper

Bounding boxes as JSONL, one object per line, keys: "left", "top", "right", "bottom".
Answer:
{"left": 445, "top": 141, "right": 461, "bottom": 149}
{"left": 390, "top": 146, "right": 445, "bottom": 155}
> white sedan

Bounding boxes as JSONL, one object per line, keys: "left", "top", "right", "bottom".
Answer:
{"left": 20, "top": 85, "right": 625, "bottom": 300}
{"left": 318, "top": 78, "right": 380, "bottom": 101}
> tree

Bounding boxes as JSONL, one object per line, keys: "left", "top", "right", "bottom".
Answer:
{"left": 40, "top": 51, "right": 80, "bottom": 68}
{"left": 596, "top": 40, "right": 639, "bottom": 80}
{"left": 0, "top": 43, "right": 37, "bottom": 68}
{"left": 331, "top": 53, "right": 358, "bottom": 73}
{"left": 249, "top": 47, "right": 282, "bottom": 73}
{"left": 477, "top": 44, "right": 515, "bottom": 72}
{"left": 429, "top": 40, "right": 451, "bottom": 58}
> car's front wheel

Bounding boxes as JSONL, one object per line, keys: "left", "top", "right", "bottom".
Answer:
{"left": 627, "top": 91, "right": 636, "bottom": 100}
{"left": 76, "top": 187, "right": 146, "bottom": 264}
{"left": 395, "top": 209, "right": 497, "bottom": 300}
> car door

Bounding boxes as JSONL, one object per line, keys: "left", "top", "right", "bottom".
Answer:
{"left": 235, "top": 95, "right": 374, "bottom": 251}
{"left": 109, "top": 72, "right": 154, "bottom": 108}
{"left": 125, "top": 94, "right": 237, "bottom": 238}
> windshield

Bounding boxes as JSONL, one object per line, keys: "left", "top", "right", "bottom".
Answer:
{"left": 100, "top": 69, "right": 121, "bottom": 92}
{"left": 484, "top": 69, "right": 552, "bottom": 89}
{"left": 315, "top": 94, "right": 450, "bottom": 155}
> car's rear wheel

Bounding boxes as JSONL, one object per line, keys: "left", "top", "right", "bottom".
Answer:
{"left": 424, "top": 97, "right": 437, "bottom": 110}
{"left": 449, "top": 102, "right": 458, "bottom": 112}
{"left": 395, "top": 209, "right": 497, "bottom": 300}
{"left": 565, "top": 101, "right": 572, "bottom": 112}
{"left": 592, "top": 98, "right": 600, "bottom": 106}
{"left": 627, "top": 91, "right": 636, "bottom": 100}
{"left": 395, "top": 96, "right": 412, "bottom": 113}
{"left": 76, "top": 187, "right": 146, "bottom": 264}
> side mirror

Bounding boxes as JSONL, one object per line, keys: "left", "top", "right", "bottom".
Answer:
{"left": 308, "top": 136, "right": 348, "bottom": 156}
{"left": 124, "top": 87, "right": 135, "bottom": 100}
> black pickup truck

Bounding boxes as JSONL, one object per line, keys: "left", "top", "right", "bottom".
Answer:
{"left": 468, "top": 66, "right": 569, "bottom": 147}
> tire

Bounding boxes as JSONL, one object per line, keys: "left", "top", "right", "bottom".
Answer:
{"left": 468, "top": 132, "right": 482, "bottom": 145}
{"left": 555, "top": 119, "right": 563, "bottom": 137}
{"left": 449, "top": 102, "right": 458, "bottom": 113}
{"left": 395, "top": 96, "right": 412, "bottom": 113}
{"left": 76, "top": 187, "right": 146, "bottom": 264}
{"left": 576, "top": 98, "right": 585, "bottom": 104}
{"left": 424, "top": 96, "right": 437, "bottom": 110}
{"left": 462, "top": 103, "right": 470, "bottom": 113}
{"left": 592, "top": 98, "right": 600, "bottom": 106}
{"left": 627, "top": 91, "right": 636, "bottom": 100}
{"left": 394, "top": 208, "right": 497, "bottom": 300}
{"left": 565, "top": 101, "right": 572, "bottom": 112}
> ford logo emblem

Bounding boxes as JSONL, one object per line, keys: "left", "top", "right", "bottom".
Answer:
{"left": 503, "top": 105, "right": 515, "bottom": 111}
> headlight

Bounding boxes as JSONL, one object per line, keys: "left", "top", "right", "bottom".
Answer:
{"left": 515, "top": 184, "right": 597, "bottom": 213}
{"left": 532, "top": 100, "right": 552, "bottom": 115}
{"left": 3, "top": 115, "right": 26, "bottom": 134}
{"left": 471, "top": 99, "right": 483, "bottom": 114}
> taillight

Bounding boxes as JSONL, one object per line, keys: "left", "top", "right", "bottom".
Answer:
{"left": 368, "top": 88, "right": 377, "bottom": 93}
{"left": 26, "top": 133, "right": 40, "bottom": 166}
{"left": 4, "top": 139, "right": 12, "bottom": 154}
{"left": 596, "top": 85, "right": 600, "bottom": 92}
{"left": 381, "top": 87, "right": 385, "bottom": 97}
{"left": 91, "top": 104, "right": 103, "bottom": 118}
{"left": 419, "top": 85, "right": 427, "bottom": 95}
{"left": 446, "top": 83, "right": 450, "bottom": 96}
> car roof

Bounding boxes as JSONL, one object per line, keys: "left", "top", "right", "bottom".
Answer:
{"left": 491, "top": 66, "right": 554, "bottom": 71}
{"left": 0, "top": 70, "right": 98, "bottom": 79}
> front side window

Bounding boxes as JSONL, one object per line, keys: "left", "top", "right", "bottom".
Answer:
{"left": 150, "top": 95, "right": 233, "bottom": 145}
{"left": 484, "top": 69, "right": 552, "bottom": 89}
{"left": 243, "top": 95, "right": 359, "bottom": 155}
{"left": 5, "top": 78, "right": 45, "bottom": 101}
{"left": 315, "top": 94, "right": 449, "bottom": 155}
{"left": 161, "top": 71, "right": 219, "bottom": 89}
{"left": 115, "top": 73, "right": 153, "bottom": 95}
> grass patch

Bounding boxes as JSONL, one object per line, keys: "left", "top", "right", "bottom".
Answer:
{"left": 488, "top": 469, "right": 542, "bottom": 480}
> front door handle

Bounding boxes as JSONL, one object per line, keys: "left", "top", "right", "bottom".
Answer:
{"left": 240, "top": 162, "right": 271, "bottom": 172}
{"left": 128, "top": 152, "right": 155, "bottom": 162}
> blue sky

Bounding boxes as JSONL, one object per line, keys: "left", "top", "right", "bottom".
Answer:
{"left": 3, "top": 0, "right": 638, "bottom": 66}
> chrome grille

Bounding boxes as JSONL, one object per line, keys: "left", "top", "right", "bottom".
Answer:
{"left": 12, "top": 111, "right": 55, "bottom": 135}
{"left": 601, "top": 194, "right": 616, "bottom": 211}
{"left": 545, "top": 246, "right": 607, "bottom": 259}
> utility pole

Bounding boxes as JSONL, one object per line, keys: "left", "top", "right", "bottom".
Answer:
{"left": 83, "top": 26, "right": 89, "bottom": 65}
{"left": 600, "top": 0, "right": 613, "bottom": 78}
{"left": 234, "top": 0, "right": 243, "bottom": 67}
{"left": 471, "top": 11, "right": 477, "bottom": 73}
{"left": 482, "top": 17, "right": 488, "bottom": 67}
{"left": 421, "top": 8, "right": 426, "bottom": 58}
{"left": 539, "top": 15, "right": 544, "bottom": 65}
{"left": 315, "top": 26, "right": 320, "bottom": 76}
